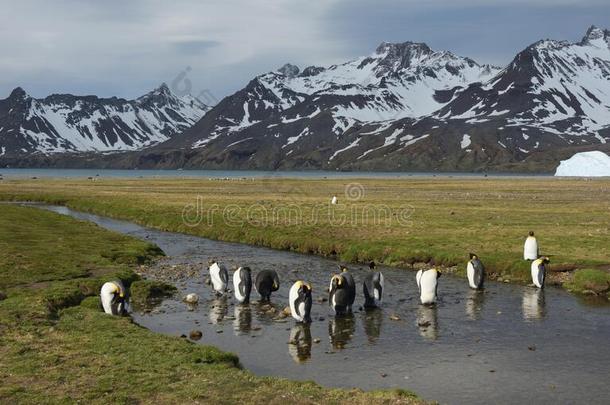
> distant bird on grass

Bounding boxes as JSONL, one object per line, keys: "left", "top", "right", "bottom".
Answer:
{"left": 100, "top": 280, "right": 127, "bottom": 315}
{"left": 331, "top": 195, "right": 338, "bottom": 205}
{"left": 524, "top": 231, "right": 539, "bottom": 260}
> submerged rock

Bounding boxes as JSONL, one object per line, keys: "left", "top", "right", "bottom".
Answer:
{"left": 189, "top": 330, "right": 203, "bottom": 340}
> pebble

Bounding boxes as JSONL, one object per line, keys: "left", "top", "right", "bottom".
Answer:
{"left": 318, "top": 316, "right": 325, "bottom": 321}
{"left": 528, "top": 345, "right": 536, "bottom": 351}
{"left": 313, "top": 338, "right": 321, "bottom": 344}
{"left": 189, "top": 330, "right": 203, "bottom": 340}
{"left": 389, "top": 314, "right": 401, "bottom": 321}
{"left": 418, "top": 321, "right": 431, "bottom": 327}
{"left": 380, "top": 373, "right": 388, "bottom": 378}
{"left": 216, "top": 329, "right": 223, "bottom": 334}
{"left": 184, "top": 293, "right": 199, "bottom": 304}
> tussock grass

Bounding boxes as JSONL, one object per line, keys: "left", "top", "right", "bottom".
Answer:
{"left": 1, "top": 177, "right": 609, "bottom": 288}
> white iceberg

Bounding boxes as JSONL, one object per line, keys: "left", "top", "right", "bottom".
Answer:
{"left": 555, "top": 151, "right": 610, "bottom": 177}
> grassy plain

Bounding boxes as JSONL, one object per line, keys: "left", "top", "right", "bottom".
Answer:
{"left": 0, "top": 204, "right": 421, "bottom": 404}
{"left": 0, "top": 176, "right": 609, "bottom": 290}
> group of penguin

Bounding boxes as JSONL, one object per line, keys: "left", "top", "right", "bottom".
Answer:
{"left": 100, "top": 231, "right": 550, "bottom": 320}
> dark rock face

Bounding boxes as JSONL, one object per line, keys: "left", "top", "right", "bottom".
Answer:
{"left": 3, "top": 26, "right": 610, "bottom": 173}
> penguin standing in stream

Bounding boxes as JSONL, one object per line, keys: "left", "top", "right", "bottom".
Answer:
{"left": 100, "top": 280, "right": 128, "bottom": 316}
{"left": 289, "top": 281, "right": 313, "bottom": 323}
{"left": 209, "top": 260, "right": 229, "bottom": 295}
{"left": 466, "top": 253, "right": 485, "bottom": 290}
{"left": 329, "top": 266, "right": 356, "bottom": 315}
{"left": 531, "top": 256, "right": 550, "bottom": 289}
{"left": 416, "top": 268, "right": 441, "bottom": 305}
{"left": 233, "top": 266, "right": 252, "bottom": 304}
{"left": 255, "top": 270, "right": 280, "bottom": 301}
{"left": 363, "top": 261, "right": 384, "bottom": 308}
{"left": 524, "top": 231, "right": 539, "bottom": 260}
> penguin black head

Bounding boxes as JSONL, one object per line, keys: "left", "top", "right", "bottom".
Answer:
{"left": 330, "top": 274, "right": 343, "bottom": 289}
{"left": 529, "top": 231, "right": 535, "bottom": 237}
{"left": 436, "top": 269, "right": 442, "bottom": 278}
{"left": 541, "top": 256, "right": 550, "bottom": 264}
{"left": 208, "top": 259, "right": 217, "bottom": 266}
{"left": 469, "top": 253, "right": 478, "bottom": 260}
{"left": 242, "top": 266, "right": 252, "bottom": 274}
{"left": 299, "top": 282, "right": 312, "bottom": 296}
{"left": 369, "top": 261, "right": 376, "bottom": 270}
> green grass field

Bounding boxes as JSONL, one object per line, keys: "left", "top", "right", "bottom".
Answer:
{"left": 0, "top": 204, "right": 421, "bottom": 404}
{"left": 0, "top": 176, "right": 609, "bottom": 293}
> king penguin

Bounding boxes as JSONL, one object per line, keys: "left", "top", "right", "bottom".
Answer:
{"left": 233, "top": 266, "right": 252, "bottom": 304}
{"left": 100, "top": 280, "right": 127, "bottom": 315}
{"left": 466, "top": 253, "right": 485, "bottom": 290}
{"left": 524, "top": 231, "right": 539, "bottom": 260}
{"left": 416, "top": 268, "right": 441, "bottom": 305}
{"left": 329, "top": 266, "right": 356, "bottom": 315}
{"left": 531, "top": 256, "right": 550, "bottom": 289}
{"left": 255, "top": 270, "right": 280, "bottom": 301}
{"left": 289, "top": 281, "right": 313, "bottom": 323}
{"left": 209, "top": 260, "right": 229, "bottom": 295}
{"left": 363, "top": 261, "right": 384, "bottom": 308}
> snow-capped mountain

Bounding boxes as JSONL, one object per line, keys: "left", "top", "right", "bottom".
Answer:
{"left": 4, "top": 26, "right": 610, "bottom": 172}
{"left": 161, "top": 41, "right": 499, "bottom": 150}
{"left": 0, "top": 84, "right": 209, "bottom": 157}
{"left": 145, "top": 26, "right": 609, "bottom": 172}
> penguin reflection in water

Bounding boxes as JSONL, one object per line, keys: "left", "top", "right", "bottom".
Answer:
{"left": 100, "top": 280, "right": 128, "bottom": 315}
{"left": 416, "top": 305, "right": 438, "bottom": 340}
{"left": 288, "top": 324, "right": 312, "bottom": 363}
{"left": 531, "top": 256, "right": 550, "bottom": 289}
{"left": 329, "top": 266, "right": 356, "bottom": 315}
{"left": 465, "top": 289, "right": 486, "bottom": 321}
{"left": 362, "top": 308, "right": 383, "bottom": 344}
{"left": 289, "top": 281, "right": 313, "bottom": 323}
{"left": 255, "top": 270, "right": 280, "bottom": 301}
{"left": 328, "top": 314, "right": 356, "bottom": 350}
{"left": 233, "top": 266, "right": 252, "bottom": 304}
{"left": 233, "top": 304, "right": 252, "bottom": 335}
{"left": 209, "top": 296, "right": 229, "bottom": 324}
{"left": 416, "top": 268, "right": 441, "bottom": 305}
{"left": 209, "top": 260, "right": 229, "bottom": 296}
{"left": 522, "top": 288, "right": 546, "bottom": 321}
{"left": 363, "top": 261, "right": 384, "bottom": 308}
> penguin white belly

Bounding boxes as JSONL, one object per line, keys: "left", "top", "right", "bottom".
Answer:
{"left": 374, "top": 273, "right": 384, "bottom": 303}
{"left": 233, "top": 269, "right": 244, "bottom": 302}
{"left": 100, "top": 282, "right": 115, "bottom": 314}
{"left": 210, "top": 264, "right": 226, "bottom": 292}
{"left": 289, "top": 283, "right": 299, "bottom": 320}
{"left": 419, "top": 270, "right": 438, "bottom": 305}
{"left": 531, "top": 261, "right": 544, "bottom": 288}
{"left": 524, "top": 237, "right": 538, "bottom": 260}
{"left": 467, "top": 262, "right": 476, "bottom": 289}
{"left": 297, "top": 302, "right": 305, "bottom": 322}
{"left": 415, "top": 270, "right": 423, "bottom": 292}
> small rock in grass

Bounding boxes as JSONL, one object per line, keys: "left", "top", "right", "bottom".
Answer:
{"left": 189, "top": 330, "right": 203, "bottom": 340}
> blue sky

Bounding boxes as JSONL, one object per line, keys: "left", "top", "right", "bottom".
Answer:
{"left": 0, "top": 0, "right": 608, "bottom": 102}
